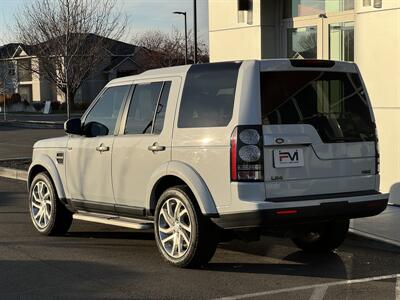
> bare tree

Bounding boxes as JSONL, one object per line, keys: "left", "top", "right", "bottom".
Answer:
{"left": 14, "top": 0, "right": 127, "bottom": 118}
{"left": 133, "top": 28, "right": 209, "bottom": 70}
{"left": 0, "top": 60, "right": 17, "bottom": 119}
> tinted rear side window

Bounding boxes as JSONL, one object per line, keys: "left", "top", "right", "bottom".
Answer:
{"left": 178, "top": 62, "right": 241, "bottom": 128}
{"left": 153, "top": 81, "right": 171, "bottom": 134}
{"left": 261, "top": 71, "right": 376, "bottom": 143}
{"left": 125, "top": 82, "right": 163, "bottom": 134}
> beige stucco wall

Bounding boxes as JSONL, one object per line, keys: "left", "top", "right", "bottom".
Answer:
{"left": 209, "top": 0, "right": 400, "bottom": 201}
{"left": 209, "top": 0, "right": 263, "bottom": 62}
{"left": 355, "top": 1, "right": 400, "bottom": 202}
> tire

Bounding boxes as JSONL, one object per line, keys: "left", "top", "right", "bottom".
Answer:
{"left": 154, "top": 185, "right": 218, "bottom": 268}
{"left": 291, "top": 219, "right": 350, "bottom": 253}
{"left": 29, "top": 172, "right": 72, "bottom": 236}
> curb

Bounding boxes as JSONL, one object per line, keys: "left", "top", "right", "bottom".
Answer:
{"left": 0, "top": 120, "right": 63, "bottom": 129}
{"left": 17, "top": 120, "right": 63, "bottom": 125}
{"left": 0, "top": 167, "right": 28, "bottom": 181}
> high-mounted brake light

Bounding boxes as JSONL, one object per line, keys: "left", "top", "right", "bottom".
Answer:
{"left": 290, "top": 60, "right": 335, "bottom": 68}
{"left": 231, "top": 125, "right": 264, "bottom": 182}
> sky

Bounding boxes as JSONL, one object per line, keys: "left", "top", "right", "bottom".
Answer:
{"left": 0, "top": 0, "right": 209, "bottom": 45}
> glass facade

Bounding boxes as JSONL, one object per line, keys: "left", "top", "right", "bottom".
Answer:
{"left": 287, "top": 26, "right": 317, "bottom": 59}
{"left": 284, "top": 0, "right": 354, "bottom": 18}
{"left": 329, "top": 22, "right": 354, "bottom": 61}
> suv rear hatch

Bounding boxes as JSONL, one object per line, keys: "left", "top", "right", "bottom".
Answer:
{"left": 260, "top": 60, "right": 378, "bottom": 201}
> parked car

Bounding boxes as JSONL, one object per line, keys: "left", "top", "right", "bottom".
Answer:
{"left": 28, "top": 59, "right": 388, "bottom": 268}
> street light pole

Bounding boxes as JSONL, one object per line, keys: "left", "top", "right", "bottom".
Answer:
{"left": 173, "top": 11, "right": 188, "bottom": 65}
{"left": 193, "top": 0, "right": 198, "bottom": 64}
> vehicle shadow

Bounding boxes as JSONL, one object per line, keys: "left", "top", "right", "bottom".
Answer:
{"left": 66, "top": 230, "right": 154, "bottom": 241}
{"left": 206, "top": 234, "right": 400, "bottom": 279}
{"left": 206, "top": 250, "right": 348, "bottom": 279}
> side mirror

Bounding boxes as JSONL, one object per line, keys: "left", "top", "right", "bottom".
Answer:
{"left": 64, "top": 118, "right": 82, "bottom": 135}
{"left": 83, "top": 121, "right": 109, "bottom": 137}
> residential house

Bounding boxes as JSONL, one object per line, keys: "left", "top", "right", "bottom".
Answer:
{"left": 0, "top": 35, "right": 148, "bottom": 106}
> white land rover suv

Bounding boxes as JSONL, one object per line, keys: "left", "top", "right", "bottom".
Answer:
{"left": 28, "top": 60, "right": 388, "bottom": 268}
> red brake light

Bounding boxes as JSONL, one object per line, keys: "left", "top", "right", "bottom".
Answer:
{"left": 230, "top": 126, "right": 264, "bottom": 182}
{"left": 276, "top": 210, "right": 298, "bottom": 215}
{"left": 231, "top": 127, "right": 238, "bottom": 181}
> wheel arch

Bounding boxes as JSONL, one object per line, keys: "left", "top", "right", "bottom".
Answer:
{"left": 28, "top": 154, "right": 66, "bottom": 200}
{"left": 147, "top": 161, "right": 219, "bottom": 217}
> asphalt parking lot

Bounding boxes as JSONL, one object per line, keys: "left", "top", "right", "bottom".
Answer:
{"left": 0, "top": 177, "right": 399, "bottom": 299}
{"left": 4, "top": 113, "right": 80, "bottom": 123}
{"left": 0, "top": 126, "right": 64, "bottom": 159}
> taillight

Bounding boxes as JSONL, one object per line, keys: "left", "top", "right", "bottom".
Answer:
{"left": 374, "top": 126, "right": 380, "bottom": 174}
{"left": 231, "top": 125, "right": 264, "bottom": 181}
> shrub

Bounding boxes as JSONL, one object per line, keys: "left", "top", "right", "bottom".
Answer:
{"left": 32, "top": 102, "right": 45, "bottom": 112}
{"left": 50, "top": 101, "right": 60, "bottom": 111}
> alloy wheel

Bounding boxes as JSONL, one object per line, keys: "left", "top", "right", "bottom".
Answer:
{"left": 31, "top": 180, "right": 53, "bottom": 229}
{"left": 158, "top": 198, "right": 192, "bottom": 259}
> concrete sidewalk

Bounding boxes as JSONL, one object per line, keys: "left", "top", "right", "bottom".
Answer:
{"left": 351, "top": 205, "right": 400, "bottom": 247}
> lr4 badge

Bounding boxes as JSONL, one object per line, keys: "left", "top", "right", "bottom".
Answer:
{"left": 274, "top": 148, "right": 304, "bottom": 168}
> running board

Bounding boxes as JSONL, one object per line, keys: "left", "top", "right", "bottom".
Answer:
{"left": 73, "top": 212, "right": 154, "bottom": 230}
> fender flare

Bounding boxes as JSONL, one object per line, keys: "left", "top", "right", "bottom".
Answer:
{"left": 146, "top": 161, "right": 218, "bottom": 216}
{"left": 28, "top": 154, "right": 66, "bottom": 200}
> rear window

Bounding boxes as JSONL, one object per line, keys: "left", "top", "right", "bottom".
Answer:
{"left": 261, "top": 71, "right": 376, "bottom": 143}
{"left": 178, "top": 62, "right": 241, "bottom": 128}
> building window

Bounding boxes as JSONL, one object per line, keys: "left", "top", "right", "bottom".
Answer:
{"left": 373, "top": 0, "right": 382, "bottom": 8}
{"left": 19, "top": 85, "right": 33, "bottom": 103}
{"left": 287, "top": 26, "right": 318, "bottom": 59}
{"left": 284, "top": 0, "right": 354, "bottom": 18}
{"left": 329, "top": 22, "right": 354, "bottom": 62}
{"left": 8, "top": 62, "right": 15, "bottom": 76}
{"left": 237, "top": 0, "right": 253, "bottom": 24}
{"left": 363, "top": 0, "right": 371, "bottom": 6}
{"left": 17, "top": 59, "right": 32, "bottom": 82}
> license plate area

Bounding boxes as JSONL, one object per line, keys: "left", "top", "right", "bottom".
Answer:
{"left": 273, "top": 148, "right": 304, "bottom": 168}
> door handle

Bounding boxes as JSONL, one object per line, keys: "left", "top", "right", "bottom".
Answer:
{"left": 148, "top": 143, "right": 166, "bottom": 152}
{"left": 96, "top": 144, "right": 110, "bottom": 152}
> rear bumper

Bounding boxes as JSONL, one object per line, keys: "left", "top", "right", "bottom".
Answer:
{"left": 213, "top": 193, "right": 389, "bottom": 229}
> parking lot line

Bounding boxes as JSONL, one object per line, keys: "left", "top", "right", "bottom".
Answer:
{"left": 396, "top": 275, "right": 400, "bottom": 300}
{"left": 309, "top": 286, "right": 328, "bottom": 300}
{"left": 215, "top": 274, "right": 400, "bottom": 300}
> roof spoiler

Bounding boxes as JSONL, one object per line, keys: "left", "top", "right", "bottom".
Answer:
{"left": 290, "top": 60, "right": 335, "bottom": 68}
